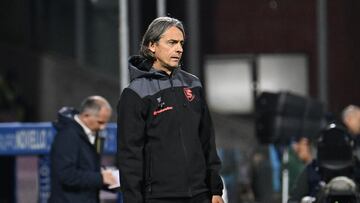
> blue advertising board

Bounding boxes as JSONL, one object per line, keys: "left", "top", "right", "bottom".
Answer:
{"left": 0, "top": 122, "right": 117, "bottom": 155}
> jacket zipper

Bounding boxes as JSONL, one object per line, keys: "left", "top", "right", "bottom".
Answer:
{"left": 147, "top": 148, "right": 152, "bottom": 193}
{"left": 169, "top": 73, "right": 175, "bottom": 91}
{"left": 170, "top": 72, "right": 191, "bottom": 194}
{"left": 179, "top": 128, "right": 191, "bottom": 194}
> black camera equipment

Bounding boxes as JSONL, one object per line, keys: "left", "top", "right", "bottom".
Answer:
{"left": 255, "top": 91, "right": 325, "bottom": 145}
{"left": 317, "top": 124, "right": 355, "bottom": 182}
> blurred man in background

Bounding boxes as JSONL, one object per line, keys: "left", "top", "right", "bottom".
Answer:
{"left": 341, "top": 105, "right": 360, "bottom": 136}
{"left": 49, "top": 95, "right": 117, "bottom": 203}
{"left": 341, "top": 105, "right": 360, "bottom": 159}
{"left": 288, "top": 136, "right": 313, "bottom": 189}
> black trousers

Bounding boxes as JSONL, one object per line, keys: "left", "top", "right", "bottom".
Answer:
{"left": 146, "top": 192, "right": 211, "bottom": 203}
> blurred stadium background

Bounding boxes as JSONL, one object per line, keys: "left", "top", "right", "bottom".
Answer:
{"left": 1, "top": 0, "right": 360, "bottom": 202}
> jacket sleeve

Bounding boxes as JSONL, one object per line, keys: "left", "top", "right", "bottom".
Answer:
{"left": 117, "top": 88, "right": 146, "bottom": 203}
{"left": 51, "top": 128, "right": 103, "bottom": 189}
{"left": 199, "top": 89, "right": 224, "bottom": 196}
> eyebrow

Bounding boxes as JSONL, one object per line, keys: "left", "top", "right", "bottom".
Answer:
{"left": 167, "top": 39, "right": 184, "bottom": 44}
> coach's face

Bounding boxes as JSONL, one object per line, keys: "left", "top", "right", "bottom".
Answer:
{"left": 149, "top": 26, "right": 184, "bottom": 75}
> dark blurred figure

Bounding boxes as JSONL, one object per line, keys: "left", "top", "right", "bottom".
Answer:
{"left": 250, "top": 136, "right": 313, "bottom": 203}
{"left": 0, "top": 73, "right": 24, "bottom": 121}
{"left": 288, "top": 124, "right": 358, "bottom": 203}
{"left": 288, "top": 136, "right": 313, "bottom": 190}
{"left": 0, "top": 72, "right": 25, "bottom": 203}
{"left": 49, "top": 95, "right": 117, "bottom": 203}
{"left": 251, "top": 144, "right": 281, "bottom": 203}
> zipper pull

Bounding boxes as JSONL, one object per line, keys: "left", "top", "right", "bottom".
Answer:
{"left": 170, "top": 79, "right": 175, "bottom": 91}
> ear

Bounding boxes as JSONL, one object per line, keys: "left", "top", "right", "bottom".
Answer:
{"left": 148, "top": 42, "right": 156, "bottom": 53}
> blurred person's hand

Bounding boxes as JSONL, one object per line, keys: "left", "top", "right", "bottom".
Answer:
{"left": 101, "top": 169, "right": 117, "bottom": 185}
{"left": 212, "top": 195, "right": 224, "bottom": 203}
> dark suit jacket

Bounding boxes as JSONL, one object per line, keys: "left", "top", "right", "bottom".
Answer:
{"left": 49, "top": 107, "right": 103, "bottom": 203}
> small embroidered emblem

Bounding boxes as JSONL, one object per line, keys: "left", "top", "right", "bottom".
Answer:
{"left": 183, "top": 87, "right": 195, "bottom": 101}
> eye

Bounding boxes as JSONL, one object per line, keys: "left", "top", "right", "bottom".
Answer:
{"left": 168, "top": 41, "right": 176, "bottom": 46}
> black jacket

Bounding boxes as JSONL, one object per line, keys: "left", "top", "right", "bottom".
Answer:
{"left": 117, "top": 56, "right": 223, "bottom": 202}
{"left": 49, "top": 107, "right": 103, "bottom": 203}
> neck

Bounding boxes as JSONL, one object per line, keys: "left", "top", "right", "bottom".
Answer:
{"left": 153, "top": 65, "right": 172, "bottom": 75}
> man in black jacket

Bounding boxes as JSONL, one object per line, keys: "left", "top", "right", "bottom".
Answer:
{"left": 117, "top": 17, "right": 224, "bottom": 203}
{"left": 49, "top": 95, "right": 117, "bottom": 203}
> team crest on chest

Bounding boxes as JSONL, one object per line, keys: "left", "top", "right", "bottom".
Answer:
{"left": 183, "top": 87, "right": 195, "bottom": 102}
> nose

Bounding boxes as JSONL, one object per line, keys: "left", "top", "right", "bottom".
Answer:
{"left": 176, "top": 43, "right": 183, "bottom": 53}
{"left": 99, "top": 124, "right": 107, "bottom": 131}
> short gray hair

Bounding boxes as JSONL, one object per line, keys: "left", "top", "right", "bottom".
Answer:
{"left": 342, "top": 105, "right": 360, "bottom": 121}
{"left": 79, "top": 95, "right": 111, "bottom": 116}
{"left": 140, "top": 17, "right": 185, "bottom": 61}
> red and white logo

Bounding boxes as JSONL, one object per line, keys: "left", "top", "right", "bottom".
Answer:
{"left": 183, "top": 87, "right": 195, "bottom": 101}
{"left": 153, "top": 106, "right": 173, "bottom": 116}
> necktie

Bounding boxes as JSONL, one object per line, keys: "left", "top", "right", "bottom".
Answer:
{"left": 95, "top": 132, "right": 105, "bottom": 154}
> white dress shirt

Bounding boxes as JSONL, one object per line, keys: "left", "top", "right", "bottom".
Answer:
{"left": 74, "top": 114, "right": 96, "bottom": 145}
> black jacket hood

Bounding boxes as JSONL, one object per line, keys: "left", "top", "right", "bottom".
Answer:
{"left": 128, "top": 55, "right": 172, "bottom": 81}
{"left": 53, "top": 106, "right": 79, "bottom": 131}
